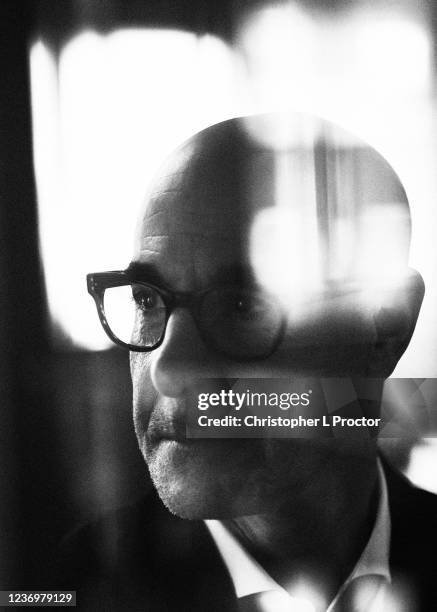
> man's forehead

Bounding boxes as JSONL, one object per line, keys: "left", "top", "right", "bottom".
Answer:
{"left": 133, "top": 144, "right": 254, "bottom": 288}
{"left": 135, "top": 174, "right": 253, "bottom": 278}
{"left": 135, "top": 182, "right": 252, "bottom": 266}
{"left": 139, "top": 186, "right": 244, "bottom": 238}
{"left": 135, "top": 138, "right": 265, "bottom": 251}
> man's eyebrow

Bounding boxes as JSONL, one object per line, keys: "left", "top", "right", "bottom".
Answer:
{"left": 125, "top": 262, "right": 166, "bottom": 285}
{"left": 208, "top": 264, "right": 257, "bottom": 286}
{"left": 126, "top": 261, "right": 256, "bottom": 288}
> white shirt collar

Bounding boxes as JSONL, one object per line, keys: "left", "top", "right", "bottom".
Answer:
{"left": 205, "top": 459, "right": 391, "bottom": 610}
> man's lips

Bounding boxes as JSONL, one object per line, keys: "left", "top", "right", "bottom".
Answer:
{"left": 150, "top": 423, "right": 188, "bottom": 443}
{"left": 146, "top": 397, "right": 190, "bottom": 443}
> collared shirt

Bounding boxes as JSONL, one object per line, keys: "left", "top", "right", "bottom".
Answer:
{"left": 206, "top": 459, "right": 390, "bottom": 611}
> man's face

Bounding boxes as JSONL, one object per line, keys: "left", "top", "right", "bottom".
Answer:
{"left": 130, "top": 138, "right": 379, "bottom": 520}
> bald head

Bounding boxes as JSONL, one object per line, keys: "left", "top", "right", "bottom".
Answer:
{"left": 135, "top": 113, "right": 412, "bottom": 295}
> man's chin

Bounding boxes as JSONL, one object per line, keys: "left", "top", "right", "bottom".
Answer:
{"left": 145, "top": 438, "right": 267, "bottom": 519}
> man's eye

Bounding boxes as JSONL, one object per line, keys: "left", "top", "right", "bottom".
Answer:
{"left": 229, "top": 293, "right": 267, "bottom": 321}
{"left": 132, "top": 287, "right": 161, "bottom": 311}
{"left": 234, "top": 296, "right": 256, "bottom": 313}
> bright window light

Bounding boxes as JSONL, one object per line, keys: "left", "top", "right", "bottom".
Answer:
{"left": 407, "top": 439, "right": 437, "bottom": 494}
{"left": 30, "top": 30, "right": 238, "bottom": 350}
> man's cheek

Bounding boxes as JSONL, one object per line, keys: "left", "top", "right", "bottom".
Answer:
{"left": 131, "top": 353, "right": 155, "bottom": 426}
{"left": 131, "top": 352, "right": 153, "bottom": 393}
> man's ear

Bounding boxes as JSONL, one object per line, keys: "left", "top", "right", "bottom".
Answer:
{"left": 368, "top": 269, "right": 425, "bottom": 377}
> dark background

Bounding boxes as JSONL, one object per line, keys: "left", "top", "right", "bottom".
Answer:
{"left": 1, "top": 0, "right": 437, "bottom": 590}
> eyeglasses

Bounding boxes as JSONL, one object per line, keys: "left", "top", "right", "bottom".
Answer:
{"left": 87, "top": 270, "right": 286, "bottom": 360}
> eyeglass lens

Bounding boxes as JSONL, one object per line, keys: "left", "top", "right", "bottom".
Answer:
{"left": 102, "top": 283, "right": 283, "bottom": 358}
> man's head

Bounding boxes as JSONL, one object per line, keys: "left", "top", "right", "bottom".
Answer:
{"left": 129, "top": 114, "right": 424, "bottom": 519}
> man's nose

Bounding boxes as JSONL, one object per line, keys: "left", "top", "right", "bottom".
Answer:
{"left": 150, "top": 308, "right": 212, "bottom": 397}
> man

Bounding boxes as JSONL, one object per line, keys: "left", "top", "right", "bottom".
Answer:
{"left": 66, "top": 114, "right": 435, "bottom": 611}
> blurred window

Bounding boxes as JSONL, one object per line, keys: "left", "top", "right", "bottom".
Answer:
{"left": 30, "top": 4, "right": 437, "bottom": 377}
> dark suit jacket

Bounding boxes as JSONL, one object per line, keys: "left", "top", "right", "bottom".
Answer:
{"left": 58, "top": 461, "right": 437, "bottom": 611}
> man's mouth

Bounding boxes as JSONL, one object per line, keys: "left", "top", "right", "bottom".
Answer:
{"left": 146, "top": 397, "right": 191, "bottom": 444}
{"left": 152, "top": 425, "right": 189, "bottom": 444}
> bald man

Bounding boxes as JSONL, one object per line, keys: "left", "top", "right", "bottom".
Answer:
{"left": 67, "top": 115, "right": 436, "bottom": 611}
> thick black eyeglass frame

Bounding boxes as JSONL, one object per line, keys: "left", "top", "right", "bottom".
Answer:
{"left": 87, "top": 270, "right": 286, "bottom": 360}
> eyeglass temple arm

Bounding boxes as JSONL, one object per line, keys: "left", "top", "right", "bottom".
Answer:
{"left": 87, "top": 271, "right": 131, "bottom": 295}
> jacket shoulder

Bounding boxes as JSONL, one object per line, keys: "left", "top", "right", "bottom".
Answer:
{"left": 56, "top": 491, "right": 236, "bottom": 612}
